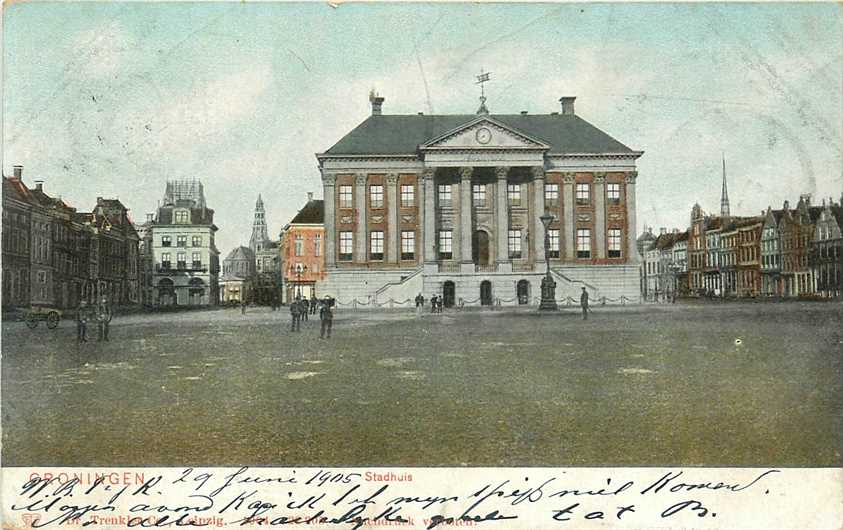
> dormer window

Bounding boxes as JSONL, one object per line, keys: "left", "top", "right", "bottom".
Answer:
{"left": 174, "top": 210, "right": 189, "bottom": 224}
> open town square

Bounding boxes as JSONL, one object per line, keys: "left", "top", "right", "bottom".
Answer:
{"left": 3, "top": 301, "right": 841, "bottom": 467}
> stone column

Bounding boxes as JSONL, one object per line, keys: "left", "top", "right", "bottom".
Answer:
{"left": 322, "top": 172, "right": 337, "bottom": 268}
{"left": 459, "top": 167, "right": 474, "bottom": 270}
{"left": 422, "top": 168, "right": 437, "bottom": 265}
{"left": 386, "top": 173, "right": 399, "bottom": 264}
{"left": 531, "top": 166, "right": 546, "bottom": 265}
{"left": 594, "top": 172, "right": 606, "bottom": 259}
{"left": 563, "top": 173, "right": 575, "bottom": 260}
{"left": 354, "top": 173, "right": 367, "bottom": 262}
{"left": 626, "top": 171, "right": 639, "bottom": 263}
{"left": 495, "top": 166, "right": 510, "bottom": 271}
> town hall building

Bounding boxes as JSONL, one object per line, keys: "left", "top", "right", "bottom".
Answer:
{"left": 316, "top": 93, "right": 643, "bottom": 306}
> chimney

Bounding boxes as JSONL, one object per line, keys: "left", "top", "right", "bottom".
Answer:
{"left": 34, "top": 180, "right": 44, "bottom": 191}
{"left": 520, "top": 110, "right": 528, "bottom": 115}
{"left": 146, "top": 213, "right": 154, "bottom": 222}
{"left": 369, "top": 92, "right": 385, "bottom": 116}
{"left": 659, "top": 227, "right": 667, "bottom": 236}
{"left": 307, "top": 192, "right": 314, "bottom": 202}
{"left": 800, "top": 193, "right": 811, "bottom": 206}
{"left": 783, "top": 200, "right": 790, "bottom": 211}
{"left": 12, "top": 165, "right": 23, "bottom": 179}
{"left": 559, "top": 96, "right": 576, "bottom": 115}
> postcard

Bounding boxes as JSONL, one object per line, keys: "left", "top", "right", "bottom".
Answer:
{"left": 2, "top": 2, "right": 841, "bottom": 529}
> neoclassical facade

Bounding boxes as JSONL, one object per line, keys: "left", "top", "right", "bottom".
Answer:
{"left": 316, "top": 96, "right": 643, "bottom": 305}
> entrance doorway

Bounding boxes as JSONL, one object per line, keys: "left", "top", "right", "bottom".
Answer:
{"left": 480, "top": 280, "right": 493, "bottom": 306}
{"left": 517, "top": 280, "right": 530, "bottom": 305}
{"left": 472, "top": 230, "right": 490, "bottom": 265}
{"left": 443, "top": 281, "right": 455, "bottom": 308}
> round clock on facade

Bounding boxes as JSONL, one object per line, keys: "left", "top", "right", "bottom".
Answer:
{"left": 475, "top": 127, "right": 492, "bottom": 144}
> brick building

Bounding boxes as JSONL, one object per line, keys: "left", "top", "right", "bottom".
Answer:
{"left": 282, "top": 194, "right": 325, "bottom": 302}
{"left": 316, "top": 94, "right": 642, "bottom": 306}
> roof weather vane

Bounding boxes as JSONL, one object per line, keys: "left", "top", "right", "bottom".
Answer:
{"left": 476, "top": 68, "right": 491, "bottom": 115}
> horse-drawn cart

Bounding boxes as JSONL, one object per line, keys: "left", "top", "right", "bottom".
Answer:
{"left": 23, "top": 306, "right": 62, "bottom": 329}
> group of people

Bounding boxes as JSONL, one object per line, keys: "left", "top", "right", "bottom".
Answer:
{"left": 414, "top": 293, "right": 445, "bottom": 315}
{"left": 289, "top": 294, "right": 335, "bottom": 338}
{"left": 75, "top": 297, "right": 113, "bottom": 343}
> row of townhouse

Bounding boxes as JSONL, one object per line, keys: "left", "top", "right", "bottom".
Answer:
{"left": 2, "top": 165, "right": 140, "bottom": 311}
{"left": 640, "top": 193, "right": 843, "bottom": 299}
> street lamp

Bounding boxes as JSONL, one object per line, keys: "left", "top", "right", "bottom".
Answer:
{"left": 668, "top": 261, "right": 681, "bottom": 303}
{"left": 289, "top": 264, "right": 308, "bottom": 299}
{"left": 539, "top": 213, "right": 557, "bottom": 311}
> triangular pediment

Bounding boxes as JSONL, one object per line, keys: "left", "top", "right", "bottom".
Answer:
{"left": 421, "top": 117, "right": 549, "bottom": 150}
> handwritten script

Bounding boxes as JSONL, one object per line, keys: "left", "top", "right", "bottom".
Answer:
{"left": 1, "top": 466, "right": 817, "bottom": 530}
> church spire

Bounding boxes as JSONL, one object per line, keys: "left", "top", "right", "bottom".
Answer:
{"left": 720, "top": 153, "right": 730, "bottom": 218}
{"left": 249, "top": 194, "right": 270, "bottom": 252}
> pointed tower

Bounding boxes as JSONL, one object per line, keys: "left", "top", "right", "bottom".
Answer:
{"left": 249, "top": 194, "right": 270, "bottom": 253}
{"left": 720, "top": 153, "right": 730, "bottom": 218}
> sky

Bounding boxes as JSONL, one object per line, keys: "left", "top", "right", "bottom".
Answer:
{"left": 3, "top": 2, "right": 842, "bottom": 254}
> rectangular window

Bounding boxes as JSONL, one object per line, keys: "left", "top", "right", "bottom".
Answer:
{"left": 508, "top": 229, "right": 522, "bottom": 259}
{"left": 175, "top": 210, "right": 189, "bottom": 224}
{"left": 547, "top": 229, "right": 560, "bottom": 258}
{"left": 400, "top": 185, "right": 414, "bottom": 208}
{"left": 161, "top": 252, "right": 171, "bottom": 269}
{"left": 608, "top": 228, "right": 622, "bottom": 258}
{"left": 370, "top": 185, "right": 384, "bottom": 209}
{"left": 162, "top": 236, "right": 171, "bottom": 247}
{"left": 607, "top": 183, "right": 621, "bottom": 203}
{"left": 339, "top": 185, "right": 353, "bottom": 209}
{"left": 438, "top": 230, "right": 453, "bottom": 260}
{"left": 576, "top": 183, "right": 590, "bottom": 205}
{"left": 192, "top": 252, "right": 202, "bottom": 269}
{"left": 177, "top": 252, "right": 187, "bottom": 269}
{"left": 472, "top": 184, "right": 486, "bottom": 207}
{"left": 507, "top": 184, "right": 521, "bottom": 206}
{"left": 177, "top": 235, "right": 187, "bottom": 247}
{"left": 192, "top": 236, "right": 202, "bottom": 247}
{"left": 339, "top": 232, "right": 353, "bottom": 261}
{"left": 370, "top": 231, "right": 384, "bottom": 261}
{"left": 294, "top": 234, "right": 304, "bottom": 257}
{"left": 438, "top": 185, "right": 452, "bottom": 207}
{"left": 544, "top": 184, "right": 559, "bottom": 207}
{"left": 577, "top": 228, "right": 591, "bottom": 258}
{"left": 401, "top": 231, "right": 415, "bottom": 260}
{"left": 314, "top": 234, "right": 322, "bottom": 257}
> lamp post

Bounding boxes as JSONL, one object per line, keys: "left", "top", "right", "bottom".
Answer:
{"left": 668, "top": 261, "right": 680, "bottom": 303}
{"left": 539, "top": 213, "right": 557, "bottom": 310}
{"left": 289, "top": 264, "right": 308, "bottom": 299}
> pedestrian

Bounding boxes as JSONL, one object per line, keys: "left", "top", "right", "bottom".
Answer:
{"left": 580, "top": 287, "right": 589, "bottom": 320}
{"left": 310, "top": 294, "right": 318, "bottom": 315}
{"left": 437, "top": 296, "right": 444, "bottom": 313}
{"left": 240, "top": 298, "right": 246, "bottom": 315}
{"left": 76, "top": 300, "right": 89, "bottom": 343}
{"left": 301, "top": 296, "right": 309, "bottom": 322}
{"left": 96, "top": 296, "right": 112, "bottom": 341}
{"left": 430, "top": 294, "right": 438, "bottom": 313}
{"left": 414, "top": 293, "right": 424, "bottom": 316}
{"left": 319, "top": 296, "right": 333, "bottom": 339}
{"left": 290, "top": 298, "right": 301, "bottom": 332}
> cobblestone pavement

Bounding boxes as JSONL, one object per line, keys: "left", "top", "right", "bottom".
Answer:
{"left": 3, "top": 302, "right": 842, "bottom": 466}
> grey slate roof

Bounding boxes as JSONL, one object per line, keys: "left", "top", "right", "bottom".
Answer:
{"left": 225, "top": 246, "right": 255, "bottom": 262}
{"left": 322, "top": 114, "right": 635, "bottom": 155}
{"left": 289, "top": 199, "right": 324, "bottom": 224}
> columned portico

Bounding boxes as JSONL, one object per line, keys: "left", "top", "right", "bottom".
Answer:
{"left": 531, "top": 166, "right": 546, "bottom": 265}
{"left": 562, "top": 173, "right": 575, "bottom": 259}
{"left": 386, "top": 173, "right": 399, "bottom": 263}
{"left": 626, "top": 172, "right": 638, "bottom": 262}
{"left": 354, "top": 173, "right": 367, "bottom": 262}
{"left": 322, "top": 172, "right": 337, "bottom": 268}
{"left": 495, "top": 166, "right": 511, "bottom": 272}
{"left": 594, "top": 172, "right": 606, "bottom": 259}
{"left": 422, "top": 168, "right": 437, "bottom": 266}
{"left": 459, "top": 167, "right": 474, "bottom": 272}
